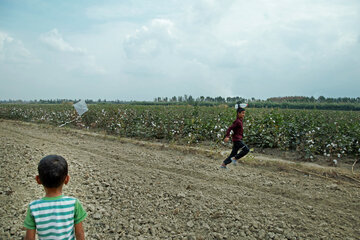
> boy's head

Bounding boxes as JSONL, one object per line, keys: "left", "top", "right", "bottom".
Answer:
{"left": 237, "top": 107, "right": 245, "bottom": 113}
{"left": 37, "top": 155, "right": 68, "bottom": 188}
{"left": 237, "top": 107, "right": 246, "bottom": 118}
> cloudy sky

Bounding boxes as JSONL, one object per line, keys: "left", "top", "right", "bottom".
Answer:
{"left": 1, "top": 0, "right": 359, "bottom": 101}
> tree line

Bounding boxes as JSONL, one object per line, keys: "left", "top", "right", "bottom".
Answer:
{"left": 1, "top": 96, "right": 360, "bottom": 111}
{"left": 151, "top": 95, "right": 360, "bottom": 111}
{"left": 153, "top": 95, "right": 360, "bottom": 104}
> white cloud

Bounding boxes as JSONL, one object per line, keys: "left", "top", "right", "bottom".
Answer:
{"left": 0, "top": 32, "right": 12, "bottom": 50}
{"left": 123, "top": 18, "right": 177, "bottom": 59}
{"left": 66, "top": 55, "right": 106, "bottom": 75}
{"left": 0, "top": 31, "right": 31, "bottom": 63}
{"left": 40, "top": 29, "right": 86, "bottom": 54}
{"left": 38, "top": 29, "right": 106, "bottom": 76}
{"left": 86, "top": 3, "right": 143, "bottom": 20}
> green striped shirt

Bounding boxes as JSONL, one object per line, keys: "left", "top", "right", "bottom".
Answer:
{"left": 24, "top": 195, "right": 87, "bottom": 240}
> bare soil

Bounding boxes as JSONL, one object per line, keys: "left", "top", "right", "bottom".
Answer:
{"left": 1, "top": 119, "right": 359, "bottom": 240}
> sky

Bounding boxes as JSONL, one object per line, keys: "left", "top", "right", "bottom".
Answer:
{"left": 1, "top": 0, "right": 360, "bottom": 101}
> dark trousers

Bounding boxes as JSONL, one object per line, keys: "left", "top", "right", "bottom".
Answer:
{"left": 223, "top": 141, "right": 249, "bottom": 165}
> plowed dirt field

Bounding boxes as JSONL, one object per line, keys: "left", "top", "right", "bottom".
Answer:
{"left": 1, "top": 119, "right": 359, "bottom": 239}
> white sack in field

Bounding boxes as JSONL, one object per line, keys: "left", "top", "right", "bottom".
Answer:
{"left": 74, "top": 99, "right": 88, "bottom": 116}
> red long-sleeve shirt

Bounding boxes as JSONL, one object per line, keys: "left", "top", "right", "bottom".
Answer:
{"left": 225, "top": 117, "right": 244, "bottom": 141}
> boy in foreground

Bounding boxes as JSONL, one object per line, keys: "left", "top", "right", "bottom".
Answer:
{"left": 24, "top": 155, "right": 87, "bottom": 240}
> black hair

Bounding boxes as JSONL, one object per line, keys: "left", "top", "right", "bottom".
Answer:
{"left": 38, "top": 155, "right": 68, "bottom": 188}
{"left": 237, "top": 107, "right": 246, "bottom": 113}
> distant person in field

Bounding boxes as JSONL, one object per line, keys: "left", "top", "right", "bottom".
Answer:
{"left": 24, "top": 155, "right": 87, "bottom": 240}
{"left": 221, "top": 107, "right": 250, "bottom": 169}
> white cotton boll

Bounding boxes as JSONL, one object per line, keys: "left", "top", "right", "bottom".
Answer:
{"left": 332, "top": 159, "right": 338, "bottom": 166}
